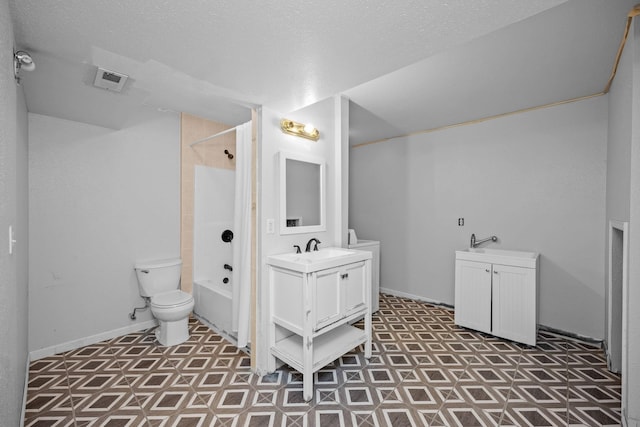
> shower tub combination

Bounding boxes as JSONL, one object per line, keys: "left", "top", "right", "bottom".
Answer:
{"left": 193, "top": 278, "right": 232, "bottom": 335}
{"left": 192, "top": 165, "right": 235, "bottom": 339}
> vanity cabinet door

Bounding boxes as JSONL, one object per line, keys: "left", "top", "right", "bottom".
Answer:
{"left": 342, "top": 261, "right": 367, "bottom": 316}
{"left": 313, "top": 268, "right": 342, "bottom": 331}
{"left": 454, "top": 260, "right": 492, "bottom": 334}
{"left": 491, "top": 264, "right": 536, "bottom": 346}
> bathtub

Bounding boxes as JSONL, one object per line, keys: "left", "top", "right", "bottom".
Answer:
{"left": 193, "top": 279, "right": 233, "bottom": 338}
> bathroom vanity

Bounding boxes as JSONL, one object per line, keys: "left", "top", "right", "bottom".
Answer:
{"left": 454, "top": 248, "right": 539, "bottom": 346}
{"left": 266, "top": 248, "right": 372, "bottom": 401}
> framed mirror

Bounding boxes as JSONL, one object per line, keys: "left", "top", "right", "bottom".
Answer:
{"left": 279, "top": 151, "right": 326, "bottom": 235}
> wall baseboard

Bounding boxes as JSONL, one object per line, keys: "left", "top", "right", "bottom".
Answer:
{"left": 29, "top": 320, "right": 157, "bottom": 361}
{"left": 379, "top": 287, "right": 454, "bottom": 309}
{"left": 537, "top": 324, "right": 603, "bottom": 348}
{"left": 379, "top": 288, "right": 602, "bottom": 346}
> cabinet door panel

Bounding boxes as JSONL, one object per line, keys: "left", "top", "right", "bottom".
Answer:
{"left": 454, "top": 260, "right": 492, "bottom": 334}
{"left": 492, "top": 265, "right": 536, "bottom": 345}
{"left": 343, "top": 262, "right": 367, "bottom": 316}
{"left": 314, "top": 269, "right": 342, "bottom": 330}
{"left": 271, "top": 269, "right": 303, "bottom": 331}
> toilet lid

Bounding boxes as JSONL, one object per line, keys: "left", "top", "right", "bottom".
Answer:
{"left": 151, "top": 290, "right": 193, "bottom": 308}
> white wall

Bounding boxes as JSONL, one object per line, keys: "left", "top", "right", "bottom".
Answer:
{"left": 607, "top": 33, "right": 633, "bottom": 225}
{"left": 255, "top": 96, "right": 348, "bottom": 372}
{"left": 16, "top": 68, "right": 30, "bottom": 374}
{"left": 28, "top": 110, "right": 180, "bottom": 354}
{"left": 259, "top": 98, "right": 342, "bottom": 257}
{"left": 0, "top": 0, "right": 29, "bottom": 424}
{"left": 350, "top": 96, "right": 608, "bottom": 339}
{"left": 624, "top": 18, "right": 640, "bottom": 427}
{"left": 604, "top": 0, "right": 633, "bottom": 378}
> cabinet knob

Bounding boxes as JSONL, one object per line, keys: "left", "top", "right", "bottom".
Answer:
{"left": 485, "top": 269, "right": 490, "bottom": 273}
{"left": 341, "top": 273, "right": 349, "bottom": 279}
{"left": 494, "top": 270, "right": 498, "bottom": 274}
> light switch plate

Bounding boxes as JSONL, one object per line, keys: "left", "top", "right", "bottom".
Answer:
{"left": 9, "top": 225, "right": 16, "bottom": 254}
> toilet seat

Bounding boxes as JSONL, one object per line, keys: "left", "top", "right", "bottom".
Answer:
{"left": 151, "top": 290, "right": 194, "bottom": 309}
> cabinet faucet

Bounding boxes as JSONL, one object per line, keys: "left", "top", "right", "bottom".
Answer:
{"left": 305, "top": 238, "right": 321, "bottom": 252}
{"left": 470, "top": 233, "right": 498, "bottom": 248}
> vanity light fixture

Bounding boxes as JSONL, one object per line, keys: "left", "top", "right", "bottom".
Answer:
{"left": 280, "top": 118, "right": 320, "bottom": 141}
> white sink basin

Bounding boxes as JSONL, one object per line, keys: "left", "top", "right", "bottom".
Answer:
{"left": 267, "top": 247, "right": 372, "bottom": 273}
{"left": 456, "top": 248, "right": 538, "bottom": 268}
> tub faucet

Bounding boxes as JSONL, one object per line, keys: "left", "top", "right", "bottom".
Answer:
{"left": 305, "top": 238, "right": 321, "bottom": 252}
{"left": 470, "top": 233, "right": 498, "bottom": 248}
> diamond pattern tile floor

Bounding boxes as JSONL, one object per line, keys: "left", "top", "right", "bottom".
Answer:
{"left": 24, "top": 294, "right": 622, "bottom": 426}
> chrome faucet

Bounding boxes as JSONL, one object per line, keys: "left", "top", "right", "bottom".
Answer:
{"left": 470, "top": 233, "right": 498, "bottom": 248}
{"left": 305, "top": 238, "right": 321, "bottom": 252}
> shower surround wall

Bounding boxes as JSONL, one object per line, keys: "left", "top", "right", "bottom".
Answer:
{"left": 180, "top": 113, "right": 236, "bottom": 293}
{"left": 193, "top": 166, "right": 235, "bottom": 334}
{"left": 194, "top": 166, "right": 235, "bottom": 285}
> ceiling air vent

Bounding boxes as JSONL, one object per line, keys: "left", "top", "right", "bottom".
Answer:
{"left": 93, "top": 67, "right": 128, "bottom": 92}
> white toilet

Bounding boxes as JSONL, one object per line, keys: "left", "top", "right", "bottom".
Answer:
{"left": 134, "top": 258, "right": 195, "bottom": 346}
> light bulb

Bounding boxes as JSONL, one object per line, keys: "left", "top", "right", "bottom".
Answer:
{"left": 303, "top": 123, "right": 315, "bottom": 134}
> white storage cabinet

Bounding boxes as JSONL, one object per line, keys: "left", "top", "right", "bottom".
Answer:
{"left": 348, "top": 240, "right": 380, "bottom": 312}
{"left": 454, "top": 249, "right": 539, "bottom": 346}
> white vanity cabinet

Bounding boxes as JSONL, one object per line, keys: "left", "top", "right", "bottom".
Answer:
{"left": 455, "top": 249, "right": 539, "bottom": 346}
{"left": 313, "top": 262, "right": 367, "bottom": 330}
{"left": 267, "top": 248, "right": 372, "bottom": 401}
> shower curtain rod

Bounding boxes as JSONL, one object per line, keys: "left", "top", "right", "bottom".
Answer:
{"left": 190, "top": 126, "right": 238, "bottom": 147}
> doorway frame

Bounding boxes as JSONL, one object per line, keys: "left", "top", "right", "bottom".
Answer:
{"left": 607, "top": 220, "right": 628, "bottom": 410}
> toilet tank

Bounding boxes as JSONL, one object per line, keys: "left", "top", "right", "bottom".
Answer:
{"left": 134, "top": 258, "right": 182, "bottom": 297}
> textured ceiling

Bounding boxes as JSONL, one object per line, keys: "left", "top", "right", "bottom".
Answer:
{"left": 346, "top": 0, "right": 638, "bottom": 145}
{"left": 9, "top": 0, "right": 568, "bottom": 130}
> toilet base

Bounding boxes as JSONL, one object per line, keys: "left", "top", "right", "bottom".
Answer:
{"left": 155, "top": 317, "right": 190, "bottom": 346}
